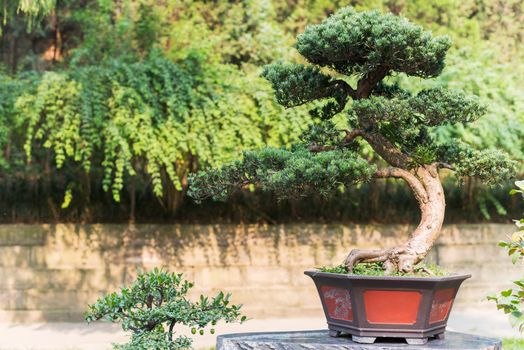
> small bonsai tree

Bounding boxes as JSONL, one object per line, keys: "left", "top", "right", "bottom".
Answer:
{"left": 188, "top": 7, "right": 515, "bottom": 274}
{"left": 488, "top": 181, "right": 524, "bottom": 332}
{"left": 85, "top": 269, "right": 245, "bottom": 349}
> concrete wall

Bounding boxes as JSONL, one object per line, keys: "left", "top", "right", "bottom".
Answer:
{"left": 0, "top": 223, "right": 519, "bottom": 322}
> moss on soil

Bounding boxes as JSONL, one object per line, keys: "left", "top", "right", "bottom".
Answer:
{"left": 318, "top": 262, "right": 448, "bottom": 277}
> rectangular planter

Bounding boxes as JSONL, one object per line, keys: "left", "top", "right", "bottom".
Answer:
{"left": 305, "top": 270, "right": 470, "bottom": 345}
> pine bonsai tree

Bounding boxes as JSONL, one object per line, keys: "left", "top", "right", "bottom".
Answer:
{"left": 188, "top": 7, "right": 515, "bottom": 274}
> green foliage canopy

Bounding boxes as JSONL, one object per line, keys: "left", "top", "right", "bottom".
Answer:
{"left": 189, "top": 7, "right": 516, "bottom": 203}
{"left": 295, "top": 7, "right": 451, "bottom": 78}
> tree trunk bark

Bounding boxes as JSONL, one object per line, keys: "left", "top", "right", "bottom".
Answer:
{"left": 8, "top": 29, "right": 18, "bottom": 74}
{"left": 344, "top": 165, "right": 445, "bottom": 274}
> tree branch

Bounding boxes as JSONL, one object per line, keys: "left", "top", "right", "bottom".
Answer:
{"left": 356, "top": 66, "right": 390, "bottom": 99}
{"left": 308, "top": 129, "right": 364, "bottom": 153}
{"left": 436, "top": 162, "right": 455, "bottom": 170}
{"left": 308, "top": 144, "right": 337, "bottom": 152}
{"left": 343, "top": 129, "right": 364, "bottom": 142}
{"left": 146, "top": 294, "right": 153, "bottom": 309}
{"left": 360, "top": 132, "right": 413, "bottom": 168}
{"left": 333, "top": 79, "right": 357, "bottom": 100}
{"left": 283, "top": 79, "right": 356, "bottom": 110}
{"left": 128, "top": 325, "right": 141, "bottom": 334}
{"left": 168, "top": 319, "right": 176, "bottom": 341}
{"left": 374, "top": 167, "right": 428, "bottom": 204}
{"left": 308, "top": 127, "right": 414, "bottom": 179}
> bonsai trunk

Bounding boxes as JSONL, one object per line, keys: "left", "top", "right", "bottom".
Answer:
{"left": 344, "top": 165, "right": 445, "bottom": 274}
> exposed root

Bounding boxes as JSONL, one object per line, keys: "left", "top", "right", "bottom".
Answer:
{"left": 343, "top": 247, "right": 421, "bottom": 275}
{"left": 344, "top": 248, "right": 390, "bottom": 267}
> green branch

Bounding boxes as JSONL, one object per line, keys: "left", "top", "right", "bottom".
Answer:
{"left": 437, "top": 142, "right": 516, "bottom": 184}
{"left": 188, "top": 146, "right": 376, "bottom": 202}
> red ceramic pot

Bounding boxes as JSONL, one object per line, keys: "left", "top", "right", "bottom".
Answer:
{"left": 305, "top": 270, "right": 470, "bottom": 345}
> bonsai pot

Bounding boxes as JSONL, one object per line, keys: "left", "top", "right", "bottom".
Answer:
{"left": 305, "top": 270, "right": 470, "bottom": 345}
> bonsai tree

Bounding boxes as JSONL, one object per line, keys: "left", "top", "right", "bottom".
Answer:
{"left": 85, "top": 269, "right": 245, "bottom": 349}
{"left": 188, "top": 7, "right": 515, "bottom": 274}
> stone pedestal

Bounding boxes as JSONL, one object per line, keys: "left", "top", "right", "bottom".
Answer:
{"left": 217, "top": 330, "right": 501, "bottom": 350}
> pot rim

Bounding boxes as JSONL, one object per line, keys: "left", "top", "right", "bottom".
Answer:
{"left": 304, "top": 269, "right": 471, "bottom": 282}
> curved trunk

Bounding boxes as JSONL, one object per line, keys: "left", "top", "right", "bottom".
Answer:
{"left": 345, "top": 166, "right": 445, "bottom": 274}
{"left": 393, "top": 167, "right": 445, "bottom": 272}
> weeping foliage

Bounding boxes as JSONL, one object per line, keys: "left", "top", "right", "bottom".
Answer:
{"left": 12, "top": 51, "right": 310, "bottom": 204}
{"left": 0, "top": 0, "right": 54, "bottom": 31}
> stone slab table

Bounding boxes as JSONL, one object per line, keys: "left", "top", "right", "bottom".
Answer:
{"left": 217, "top": 330, "right": 501, "bottom": 350}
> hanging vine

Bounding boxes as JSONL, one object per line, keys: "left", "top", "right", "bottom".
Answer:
{"left": 15, "top": 51, "right": 310, "bottom": 207}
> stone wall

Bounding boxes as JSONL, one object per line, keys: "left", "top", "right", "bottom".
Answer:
{"left": 0, "top": 223, "right": 519, "bottom": 322}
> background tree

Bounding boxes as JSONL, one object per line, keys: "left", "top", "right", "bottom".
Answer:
{"left": 0, "top": 0, "right": 523, "bottom": 223}
{"left": 189, "top": 7, "right": 516, "bottom": 273}
{"left": 0, "top": 0, "right": 311, "bottom": 222}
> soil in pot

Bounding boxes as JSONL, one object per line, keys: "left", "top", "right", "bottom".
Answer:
{"left": 318, "top": 262, "right": 449, "bottom": 277}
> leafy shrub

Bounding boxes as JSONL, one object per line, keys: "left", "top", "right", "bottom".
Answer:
{"left": 488, "top": 181, "right": 524, "bottom": 331}
{"left": 85, "top": 268, "right": 246, "bottom": 349}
